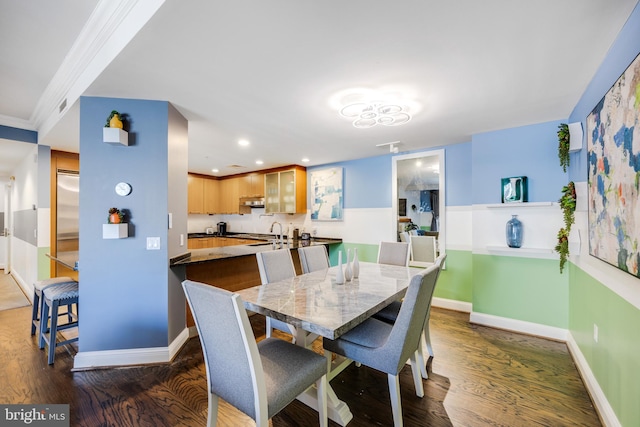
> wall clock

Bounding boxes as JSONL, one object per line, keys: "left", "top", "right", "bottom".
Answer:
{"left": 115, "top": 182, "right": 132, "bottom": 196}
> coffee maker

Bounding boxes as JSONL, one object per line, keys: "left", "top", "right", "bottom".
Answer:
{"left": 217, "top": 222, "right": 227, "bottom": 236}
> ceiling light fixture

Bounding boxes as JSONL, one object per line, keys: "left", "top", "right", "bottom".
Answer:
{"left": 238, "top": 139, "right": 250, "bottom": 147}
{"left": 340, "top": 102, "right": 411, "bottom": 128}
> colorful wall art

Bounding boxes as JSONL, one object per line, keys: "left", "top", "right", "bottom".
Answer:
{"left": 587, "top": 52, "right": 640, "bottom": 278}
{"left": 310, "top": 167, "right": 344, "bottom": 221}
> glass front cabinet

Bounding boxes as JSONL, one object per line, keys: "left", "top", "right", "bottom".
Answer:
{"left": 264, "top": 167, "right": 307, "bottom": 214}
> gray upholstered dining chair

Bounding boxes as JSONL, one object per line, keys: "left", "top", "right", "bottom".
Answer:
{"left": 256, "top": 249, "right": 318, "bottom": 346}
{"left": 374, "top": 254, "right": 447, "bottom": 380}
{"left": 182, "top": 280, "right": 328, "bottom": 427}
{"left": 377, "top": 241, "right": 410, "bottom": 267}
{"left": 323, "top": 263, "right": 441, "bottom": 427}
{"left": 408, "top": 235, "right": 437, "bottom": 267}
{"left": 298, "top": 245, "right": 330, "bottom": 274}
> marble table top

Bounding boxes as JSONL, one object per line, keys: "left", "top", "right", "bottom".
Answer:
{"left": 236, "top": 262, "right": 423, "bottom": 340}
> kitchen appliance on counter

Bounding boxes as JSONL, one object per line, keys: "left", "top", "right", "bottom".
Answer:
{"left": 217, "top": 222, "right": 227, "bottom": 236}
{"left": 205, "top": 227, "right": 215, "bottom": 235}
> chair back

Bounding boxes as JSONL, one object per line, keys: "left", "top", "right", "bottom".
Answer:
{"left": 383, "top": 263, "right": 441, "bottom": 374}
{"left": 182, "top": 280, "right": 266, "bottom": 420}
{"left": 256, "top": 249, "right": 296, "bottom": 284}
{"left": 409, "top": 235, "right": 437, "bottom": 265}
{"left": 298, "top": 246, "right": 330, "bottom": 274}
{"left": 377, "top": 241, "right": 410, "bottom": 266}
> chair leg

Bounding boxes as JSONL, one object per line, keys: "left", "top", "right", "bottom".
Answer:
{"left": 316, "top": 375, "right": 328, "bottom": 427}
{"left": 409, "top": 353, "right": 424, "bottom": 398}
{"left": 425, "top": 323, "right": 434, "bottom": 358}
{"left": 419, "top": 335, "right": 428, "bottom": 380}
{"left": 206, "top": 392, "right": 218, "bottom": 427}
{"left": 387, "top": 374, "right": 403, "bottom": 427}
{"left": 30, "top": 291, "right": 40, "bottom": 335}
{"left": 39, "top": 299, "right": 50, "bottom": 349}
{"left": 48, "top": 300, "right": 60, "bottom": 365}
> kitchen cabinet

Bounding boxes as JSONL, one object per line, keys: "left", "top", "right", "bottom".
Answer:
{"left": 203, "top": 178, "right": 219, "bottom": 214}
{"left": 188, "top": 236, "right": 265, "bottom": 249}
{"left": 239, "top": 172, "right": 264, "bottom": 197}
{"left": 219, "top": 178, "right": 240, "bottom": 214}
{"left": 189, "top": 174, "right": 220, "bottom": 214}
{"left": 188, "top": 175, "right": 205, "bottom": 214}
{"left": 265, "top": 168, "right": 306, "bottom": 214}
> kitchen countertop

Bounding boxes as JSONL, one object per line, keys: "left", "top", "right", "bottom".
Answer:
{"left": 170, "top": 237, "right": 341, "bottom": 266}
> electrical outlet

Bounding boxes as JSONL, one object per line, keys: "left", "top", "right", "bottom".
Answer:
{"left": 593, "top": 324, "right": 599, "bottom": 343}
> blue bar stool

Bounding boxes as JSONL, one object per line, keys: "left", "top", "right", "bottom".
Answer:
{"left": 39, "top": 281, "right": 79, "bottom": 365}
{"left": 31, "top": 277, "right": 77, "bottom": 336}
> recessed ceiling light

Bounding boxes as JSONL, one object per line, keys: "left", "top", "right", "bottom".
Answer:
{"left": 211, "top": 168, "right": 219, "bottom": 173}
{"left": 255, "top": 160, "right": 264, "bottom": 165}
{"left": 238, "top": 139, "right": 250, "bottom": 147}
{"left": 302, "top": 157, "right": 310, "bottom": 163}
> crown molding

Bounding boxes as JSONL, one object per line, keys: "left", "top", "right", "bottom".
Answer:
{"left": 0, "top": 114, "right": 35, "bottom": 131}
{"left": 32, "top": 0, "right": 166, "bottom": 138}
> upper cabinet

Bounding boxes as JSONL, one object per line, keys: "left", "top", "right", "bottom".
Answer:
{"left": 187, "top": 174, "right": 205, "bottom": 214}
{"left": 241, "top": 173, "right": 264, "bottom": 197}
{"left": 265, "top": 167, "right": 307, "bottom": 214}
{"left": 219, "top": 177, "right": 239, "bottom": 214}
{"left": 189, "top": 174, "right": 220, "bottom": 214}
{"left": 203, "top": 178, "right": 220, "bottom": 214}
{"left": 188, "top": 168, "right": 303, "bottom": 215}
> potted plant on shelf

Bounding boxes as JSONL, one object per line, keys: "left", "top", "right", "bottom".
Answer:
{"left": 554, "top": 181, "right": 576, "bottom": 273}
{"left": 108, "top": 207, "right": 125, "bottom": 224}
{"left": 105, "top": 110, "right": 125, "bottom": 129}
{"left": 557, "top": 123, "right": 570, "bottom": 172}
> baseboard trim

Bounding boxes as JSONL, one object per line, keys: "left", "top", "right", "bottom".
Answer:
{"left": 432, "top": 297, "right": 472, "bottom": 313}
{"left": 566, "top": 333, "right": 620, "bottom": 427}
{"left": 73, "top": 327, "right": 190, "bottom": 370}
{"left": 469, "top": 311, "right": 568, "bottom": 341}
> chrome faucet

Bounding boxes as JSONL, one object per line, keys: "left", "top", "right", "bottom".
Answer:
{"left": 270, "top": 221, "right": 284, "bottom": 248}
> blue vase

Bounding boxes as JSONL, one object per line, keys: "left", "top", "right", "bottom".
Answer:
{"left": 506, "top": 215, "right": 523, "bottom": 248}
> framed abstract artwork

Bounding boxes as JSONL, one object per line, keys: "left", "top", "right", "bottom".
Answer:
{"left": 310, "top": 167, "right": 344, "bottom": 221}
{"left": 586, "top": 52, "right": 640, "bottom": 278}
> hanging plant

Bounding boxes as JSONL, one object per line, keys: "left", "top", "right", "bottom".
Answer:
{"left": 557, "top": 123, "right": 570, "bottom": 172}
{"left": 555, "top": 228, "right": 570, "bottom": 273}
{"left": 555, "top": 181, "right": 576, "bottom": 273}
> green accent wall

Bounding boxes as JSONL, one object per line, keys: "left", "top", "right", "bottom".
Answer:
{"left": 38, "top": 246, "right": 51, "bottom": 280}
{"left": 473, "top": 254, "right": 569, "bottom": 328}
{"left": 569, "top": 263, "right": 640, "bottom": 426}
{"left": 434, "top": 249, "right": 472, "bottom": 302}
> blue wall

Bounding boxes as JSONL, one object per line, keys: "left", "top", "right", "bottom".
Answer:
{"left": 445, "top": 141, "right": 472, "bottom": 206}
{"left": 79, "top": 97, "right": 183, "bottom": 351}
{"left": 0, "top": 125, "right": 37, "bottom": 143}
{"left": 471, "top": 120, "right": 568, "bottom": 204}
{"left": 569, "top": 2, "right": 640, "bottom": 183}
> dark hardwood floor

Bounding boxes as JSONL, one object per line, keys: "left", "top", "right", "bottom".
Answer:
{"left": 0, "top": 304, "right": 601, "bottom": 426}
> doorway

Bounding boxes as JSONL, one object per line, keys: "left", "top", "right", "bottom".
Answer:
{"left": 392, "top": 149, "right": 445, "bottom": 253}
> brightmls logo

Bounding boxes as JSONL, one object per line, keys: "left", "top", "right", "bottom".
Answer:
{"left": 0, "top": 405, "right": 69, "bottom": 426}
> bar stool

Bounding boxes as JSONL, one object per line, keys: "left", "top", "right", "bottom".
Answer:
{"left": 39, "top": 281, "right": 79, "bottom": 365}
{"left": 31, "top": 277, "right": 77, "bottom": 336}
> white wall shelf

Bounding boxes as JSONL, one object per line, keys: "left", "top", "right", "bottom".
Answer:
{"left": 103, "top": 223, "right": 128, "bottom": 239}
{"left": 486, "top": 245, "right": 557, "bottom": 259}
{"left": 485, "top": 202, "right": 553, "bottom": 209}
{"left": 103, "top": 128, "right": 129, "bottom": 145}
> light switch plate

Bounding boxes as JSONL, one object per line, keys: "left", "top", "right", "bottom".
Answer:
{"left": 146, "top": 237, "right": 161, "bottom": 250}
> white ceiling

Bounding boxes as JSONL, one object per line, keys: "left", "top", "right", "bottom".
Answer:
{"left": 1, "top": 0, "right": 638, "bottom": 177}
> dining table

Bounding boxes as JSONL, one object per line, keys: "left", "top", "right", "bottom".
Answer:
{"left": 236, "top": 261, "right": 423, "bottom": 426}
